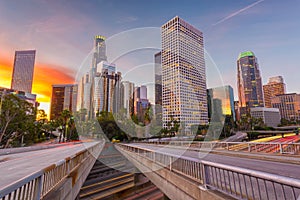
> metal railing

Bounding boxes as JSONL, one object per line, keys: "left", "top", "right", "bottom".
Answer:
{"left": 117, "top": 143, "right": 300, "bottom": 200}
{"left": 143, "top": 141, "right": 300, "bottom": 154}
{"left": 0, "top": 142, "right": 102, "bottom": 200}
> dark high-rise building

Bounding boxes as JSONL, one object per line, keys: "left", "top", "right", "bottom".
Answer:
{"left": 134, "top": 86, "right": 150, "bottom": 123}
{"left": 234, "top": 101, "right": 240, "bottom": 121}
{"left": 263, "top": 76, "right": 286, "bottom": 108}
{"left": 11, "top": 50, "right": 36, "bottom": 93}
{"left": 237, "top": 51, "right": 264, "bottom": 116}
{"left": 50, "top": 84, "right": 78, "bottom": 120}
{"left": 155, "top": 51, "right": 162, "bottom": 107}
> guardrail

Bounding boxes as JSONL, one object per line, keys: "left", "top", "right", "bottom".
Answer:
{"left": 143, "top": 141, "right": 300, "bottom": 154}
{"left": 117, "top": 143, "right": 300, "bottom": 200}
{"left": 0, "top": 142, "right": 102, "bottom": 200}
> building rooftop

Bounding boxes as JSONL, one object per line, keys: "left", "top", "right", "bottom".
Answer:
{"left": 94, "top": 35, "right": 106, "bottom": 40}
{"left": 238, "top": 51, "right": 255, "bottom": 60}
{"left": 52, "top": 84, "right": 77, "bottom": 87}
{"left": 250, "top": 107, "right": 280, "bottom": 112}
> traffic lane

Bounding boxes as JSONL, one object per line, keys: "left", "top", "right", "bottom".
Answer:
{"left": 129, "top": 144, "right": 300, "bottom": 179}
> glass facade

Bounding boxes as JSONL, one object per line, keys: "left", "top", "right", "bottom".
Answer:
{"left": 93, "top": 61, "right": 121, "bottom": 115}
{"left": 162, "top": 16, "right": 208, "bottom": 133}
{"left": 93, "top": 35, "right": 107, "bottom": 69}
{"left": 155, "top": 51, "right": 162, "bottom": 107}
{"left": 11, "top": 50, "right": 36, "bottom": 93}
{"left": 237, "top": 51, "right": 264, "bottom": 115}
{"left": 50, "top": 84, "right": 78, "bottom": 120}
{"left": 271, "top": 93, "right": 300, "bottom": 121}
{"left": 263, "top": 76, "right": 286, "bottom": 108}
{"left": 207, "top": 85, "right": 236, "bottom": 122}
{"left": 121, "top": 81, "right": 135, "bottom": 118}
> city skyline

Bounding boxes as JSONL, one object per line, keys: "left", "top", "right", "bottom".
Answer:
{"left": 0, "top": 0, "right": 299, "bottom": 116}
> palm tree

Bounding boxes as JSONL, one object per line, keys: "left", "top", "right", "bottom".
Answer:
{"left": 59, "top": 110, "right": 71, "bottom": 142}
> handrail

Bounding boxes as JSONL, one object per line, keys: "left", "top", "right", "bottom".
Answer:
{"left": 144, "top": 141, "right": 300, "bottom": 145}
{"left": 142, "top": 140, "right": 300, "bottom": 154}
{"left": 117, "top": 143, "right": 300, "bottom": 200}
{"left": 201, "top": 160, "right": 300, "bottom": 188}
{"left": 0, "top": 142, "right": 102, "bottom": 200}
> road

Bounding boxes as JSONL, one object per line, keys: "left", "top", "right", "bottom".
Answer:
{"left": 128, "top": 143, "right": 300, "bottom": 179}
{"left": 0, "top": 142, "right": 101, "bottom": 191}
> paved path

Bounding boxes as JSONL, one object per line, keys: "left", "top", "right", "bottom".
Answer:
{"left": 0, "top": 142, "right": 100, "bottom": 191}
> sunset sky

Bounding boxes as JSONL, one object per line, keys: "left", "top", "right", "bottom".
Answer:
{"left": 0, "top": 0, "right": 299, "bottom": 116}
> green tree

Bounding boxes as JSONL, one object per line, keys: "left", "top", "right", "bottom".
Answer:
{"left": 37, "top": 109, "right": 48, "bottom": 123}
{"left": 221, "top": 115, "right": 235, "bottom": 138}
{"left": 97, "top": 111, "right": 128, "bottom": 141}
{"left": 60, "top": 110, "right": 79, "bottom": 141}
{"left": 131, "top": 114, "right": 139, "bottom": 125}
{"left": 0, "top": 94, "right": 36, "bottom": 148}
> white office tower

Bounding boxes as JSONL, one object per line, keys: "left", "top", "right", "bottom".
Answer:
{"left": 161, "top": 16, "right": 208, "bottom": 134}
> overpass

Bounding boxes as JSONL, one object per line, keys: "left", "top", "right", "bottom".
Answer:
{"left": 116, "top": 143, "right": 300, "bottom": 200}
{"left": 0, "top": 141, "right": 104, "bottom": 200}
{"left": 1, "top": 141, "right": 300, "bottom": 200}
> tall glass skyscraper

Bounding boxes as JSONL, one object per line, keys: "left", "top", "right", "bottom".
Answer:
{"left": 78, "top": 35, "right": 108, "bottom": 119}
{"left": 11, "top": 50, "right": 36, "bottom": 93}
{"left": 92, "top": 35, "right": 107, "bottom": 68}
{"left": 237, "top": 51, "right": 264, "bottom": 115}
{"left": 161, "top": 16, "right": 208, "bottom": 134}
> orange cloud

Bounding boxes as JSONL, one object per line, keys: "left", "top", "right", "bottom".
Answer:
{"left": 0, "top": 58, "right": 13, "bottom": 88}
{"left": 32, "top": 63, "right": 75, "bottom": 103}
{"left": 0, "top": 59, "right": 75, "bottom": 103}
{"left": 0, "top": 65, "right": 12, "bottom": 88}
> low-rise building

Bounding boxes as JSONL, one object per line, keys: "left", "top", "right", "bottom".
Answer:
{"left": 250, "top": 107, "right": 281, "bottom": 127}
{"left": 0, "top": 87, "right": 38, "bottom": 108}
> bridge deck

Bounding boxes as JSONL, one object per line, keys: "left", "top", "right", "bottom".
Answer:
{"left": 129, "top": 143, "right": 300, "bottom": 179}
{"left": 0, "top": 142, "right": 99, "bottom": 191}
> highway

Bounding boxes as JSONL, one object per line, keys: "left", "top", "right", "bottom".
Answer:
{"left": 127, "top": 143, "right": 300, "bottom": 179}
{"left": 0, "top": 142, "right": 102, "bottom": 191}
